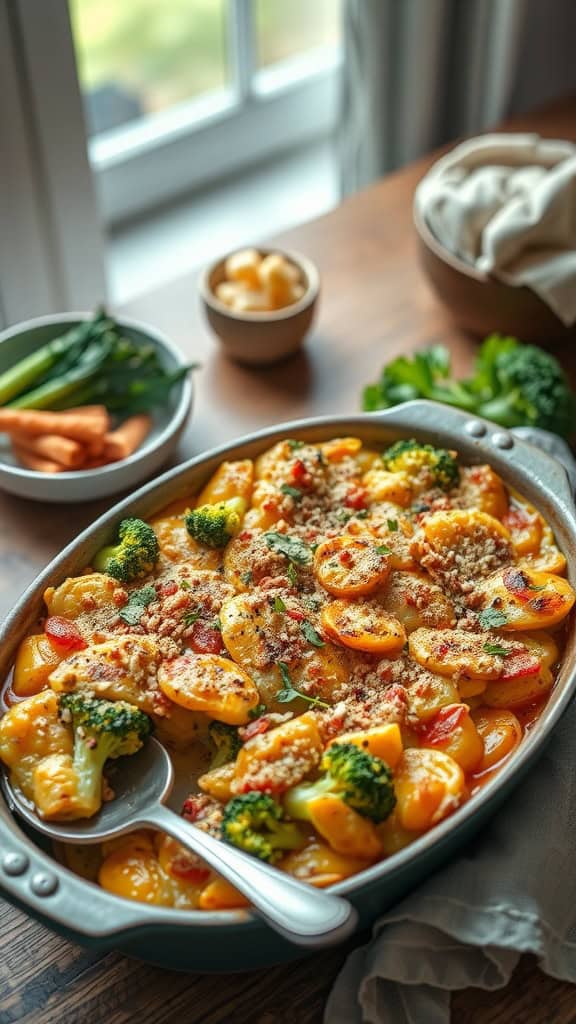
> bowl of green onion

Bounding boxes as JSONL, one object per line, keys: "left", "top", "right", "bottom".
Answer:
{"left": 0, "top": 310, "right": 194, "bottom": 502}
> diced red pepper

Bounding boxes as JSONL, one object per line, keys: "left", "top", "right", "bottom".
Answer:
{"left": 241, "top": 716, "right": 271, "bottom": 741}
{"left": 500, "top": 651, "right": 541, "bottom": 680}
{"left": 421, "top": 704, "right": 468, "bottom": 746}
{"left": 188, "top": 621, "right": 225, "bottom": 655}
{"left": 286, "top": 608, "right": 305, "bottom": 621}
{"left": 45, "top": 616, "right": 87, "bottom": 652}
{"left": 344, "top": 485, "right": 368, "bottom": 510}
{"left": 156, "top": 580, "right": 178, "bottom": 598}
{"left": 169, "top": 858, "right": 211, "bottom": 885}
{"left": 339, "top": 550, "right": 353, "bottom": 566}
{"left": 503, "top": 506, "right": 532, "bottom": 531}
{"left": 291, "top": 459, "right": 309, "bottom": 485}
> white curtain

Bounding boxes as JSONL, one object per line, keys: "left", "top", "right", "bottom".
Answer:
{"left": 339, "top": 0, "right": 576, "bottom": 195}
{"left": 0, "top": 0, "right": 106, "bottom": 328}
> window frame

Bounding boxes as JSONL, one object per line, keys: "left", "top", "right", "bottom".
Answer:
{"left": 83, "top": 0, "right": 343, "bottom": 225}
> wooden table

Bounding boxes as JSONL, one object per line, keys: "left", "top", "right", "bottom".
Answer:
{"left": 2, "top": 96, "right": 576, "bottom": 1024}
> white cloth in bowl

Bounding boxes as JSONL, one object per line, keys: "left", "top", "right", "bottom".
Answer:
{"left": 414, "top": 133, "right": 576, "bottom": 325}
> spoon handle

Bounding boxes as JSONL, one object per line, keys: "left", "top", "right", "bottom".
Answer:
{"left": 139, "top": 803, "right": 358, "bottom": 948}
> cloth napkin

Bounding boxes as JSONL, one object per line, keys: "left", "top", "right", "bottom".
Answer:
{"left": 326, "top": 695, "right": 576, "bottom": 1024}
{"left": 414, "top": 133, "right": 576, "bottom": 325}
{"left": 326, "top": 431, "right": 576, "bottom": 1024}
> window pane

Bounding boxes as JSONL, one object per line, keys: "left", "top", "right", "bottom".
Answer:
{"left": 69, "top": 0, "right": 229, "bottom": 138}
{"left": 255, "top": 0, "right": 341, "bottom": 69}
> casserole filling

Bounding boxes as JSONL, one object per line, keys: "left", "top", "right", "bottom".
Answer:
{"left": 1, "top": 437, "right": 573, "bottom": 910}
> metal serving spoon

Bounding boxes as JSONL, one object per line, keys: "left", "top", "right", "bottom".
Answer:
{"left": 1, "top": 737, "right": 357, "bottom": 948}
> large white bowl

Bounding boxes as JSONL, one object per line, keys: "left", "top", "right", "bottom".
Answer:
{"left": 0, "top": 312, "right": 193, "bottom": 502}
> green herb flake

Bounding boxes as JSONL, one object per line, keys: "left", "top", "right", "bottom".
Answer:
{"left": 118, "top": 585, "right": 157, "bottom": 624}
{"left": 248, "top": 703, "right": 267, "bottom": 720}
{"left": 483, "top": 642, "right": 510, "bottom": 657}
{"left": 273, "top": 595, "right": 286, "bottom": 614}
{"left": 355, "top": 509, "right": 369, "bottom": 519}
{"left": 182, "top": 608, "right": 202, "bottom": 627}
{"left": 375, "top": 544, "right": 392, "bottom": 555}
{"left": 478, "top": 607, "right": 508, "bottom": 629}
{"left": 180, "top": 579, "right": 191, "bottom": 591}
{"left": 287, "top": 439, "right": 304, "bottom": 451}
{"left": 240, "top": 570, "right": 253, "bottom": 586}
{"left": 287, "top": 563, "right": 298, "bottom": 587}
{"left": 281, "top": 484, "right": 303, "bottom": 501}
{"left": 387, "top": 519, "right": 399, "bottom": 532}
{"left": 276, "top": 662, "right": 329, "bottom": 709}
{"left": 264, "top": 531, "right": 313, "bottom": 566}
{"left": 301, "top": 621, "right": 325, "bottom": 647}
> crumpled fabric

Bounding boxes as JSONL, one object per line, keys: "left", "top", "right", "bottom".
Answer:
{"left": 414, "top": 133, "right": 576, "bottom": 324}
{"left": 325, "top": 682, "right": 576, "bottom": 1023}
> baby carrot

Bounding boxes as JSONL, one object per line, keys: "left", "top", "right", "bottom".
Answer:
{"left": 102, "top": 414, "right": 152, "bottom": 461}
{"left": 10, "top": 432, "right": 86, "bottom": 469}
{"left": 0, "top": 409, "right": 107, "bottom": 443}
{"left": 12, "top": 443, "right": 63, "bottom": 474}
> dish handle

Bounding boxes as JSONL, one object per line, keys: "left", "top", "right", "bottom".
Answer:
{"left": 369, "top": 400, "right": 575, "bottom": 510}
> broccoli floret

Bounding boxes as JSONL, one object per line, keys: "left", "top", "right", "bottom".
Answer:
{"left": 221, "top": 792, "right": 305, "bottom": 863}
{"left": 93, "top": 517, "right": 159, "bottom": 583}
{"left": 185, "top": 497, "right": 246, "bottom": 548}
{"left": 284, "top": 743, "right": 396, "bottom": 824}
{"left": 382, "top": 439, "right": 459, "bottom": 492}
{"left": 58, "top": 692, "right": 152, "bottom": 817}
{"left": 471, "top": 335, "right": 575, "bottom": 439}
{"left": 208, "top": 721, "right": 242, "bottom": 770}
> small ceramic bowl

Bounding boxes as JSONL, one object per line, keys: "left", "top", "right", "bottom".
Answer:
{"left": 0, "top": 312, "right": 193, "bottom": 503}
{"left": 199, "top": 247, "right": 320, "bottom": 365}
{"left": 413, "top": 202, "right": 576, "bottom": 344}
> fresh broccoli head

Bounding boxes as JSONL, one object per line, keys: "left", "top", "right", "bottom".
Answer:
{"left": 382, "top": 439, "right": 459, "bottom": 491}
{"left": 93, "top": 517, "right": 160, "bottom": 583}
{"left": 362, "top": 335, "right": 575, "bottom": 441}
{"left": 58, "top": 692, "right": 152, "bottom": 817}
{"left": 208, "top": 721, "right": 242, "bottom": 770}
{"left": 469, "top": 335, "right": 575, "bottom": 438}
{"left": 284, "top": 742, "right": 396, "bottom": 824}
{"left": 185, "top": 497, "right": 246, "bottom": 548}
{"left": 221, "top": 792, "right": 305, "bottom": 863}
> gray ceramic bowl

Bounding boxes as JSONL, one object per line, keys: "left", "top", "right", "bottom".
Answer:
{"left": 0, "top": 401, "right": 575, "bottom": 970}
{"left": 0, "top": 312, "right": 193, "bottom": 502}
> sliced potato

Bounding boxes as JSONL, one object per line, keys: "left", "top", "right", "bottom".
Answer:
{"left": 409, "top": 628, "right": 536, "bottom": 681}
{"left": 198, "top": 762, "right": 236, "bottom": 802}
{"left": 306, "top": 793, "right": 383, "bottom": 859}
{"left": 151, "top": 515, "right": 223, "bottom": 568}
{"left": 404, "top": 668, "right": 460, "bottom": 720}
{"left": 158, "top": 653, "right": 259, "bottom": 725}
{"left": 476, "top": 567, "right": 575, "bottom": 630}
{"left": 12, "top": 634, "right": 65, "bottom": 698}
{"left": 377, "top": 570, "right": 455, "bottom": 632}
{"left": 482, "top": 667, "right": 554, "bottom": 708}
{"left": 195, "top": 459, "right": 254, "bottom": 507}
{"left": 314, "top": 536, "right": 392, "bottom": 597}
{"left": 48, "top": 635, "right": 161, "bottom": 713}
{"left": 280, "top": 837, "right": 372, "bottom": 887}
{"left": 321, "top": 599, "right": 406, "bottom": 654}
{"left": 328, "top": 723, "right": 403, "bottom": 768}
{"left": 419, "top": 703, "right": 484, "bottom": 772}
{"left": 471, "top": 707, "right": 522, "bottom": 770}
{"left": 361, "top": 468, "right": 412, "bottom": 507}
{"left": 234, "top": 712, "right": 322, "bottom": 794}
{"left": 394, "top": 748, "right": 465, "bottom": 831}
{"left": 456, "top": 465, "right": 508, "bottom": 519}
{"left": 44, "top": 573, "right": 119, "bottom": 619}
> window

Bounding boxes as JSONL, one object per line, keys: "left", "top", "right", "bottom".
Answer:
{"left": 69, "top": 0, "right": 343, "bottom": 225}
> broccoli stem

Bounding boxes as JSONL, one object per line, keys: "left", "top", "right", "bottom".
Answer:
{"left": 283, "top": 776, "right": 334, "bottom": 821}
{"left": 71, "top": 731, "right": 116, "bottom": 809}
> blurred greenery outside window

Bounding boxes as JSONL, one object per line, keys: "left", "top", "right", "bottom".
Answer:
{"left": 70, "top": 0, "right": 341, "bottom": 138}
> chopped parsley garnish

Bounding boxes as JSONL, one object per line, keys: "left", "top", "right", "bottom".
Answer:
{"left": 483, "top": 642, "right": 510, "bottom": 657}
{"left": 276, "top": 662, "right": 329, "bottom": 709}
{"left": 264, "top": 531, "right": 313, "bottom": 566}
{"left": 478, "top": 608, "right": 508, "bottom": 629}
{"left": 287, "top": 563, "right": 298, "bottom": 587}
{"left": 180, "top": 579, "right": 191, "bottom": 590}
{"left": 355, "top": 509, "right": 369, "bottom": 519}
{"left": 287, "top": 439, "right": 304, "bottom": 451}
{"left": 182, "top": 608, "right": 202, "bottom": 627}
{"left": 281, "top": 484, "right": 303, "bottom": 501}
{"left": 387, "top": 519, "right": 398, "bottom": 532}
{"left": 273, "top": 595, "right": 286, "bottom": 613}
{"left": 248, "top": 703, "right": 267, "bottom": 720}
{"left": 119, "top": 585, "right": 157, "bottom": 625}
{"left": 240, "top": 570, "right": 253, "bottom": 586}
{"left": 375, "top": 544, "right": 392, "bottom": 555}
{"left": 212, "top": 616, "right": 222, "bottom": 632}
{"left": 301, "top": 621, "right": 325, "bottom": 647}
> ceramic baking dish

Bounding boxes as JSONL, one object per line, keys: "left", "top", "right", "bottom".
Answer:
{"left": 1, "top": 401, "right": 574, "bottom": 971}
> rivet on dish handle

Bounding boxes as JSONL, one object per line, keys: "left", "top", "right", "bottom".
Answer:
{"left": 491, "top": 432, "right": 514, "bottom": 450}
{"left": 30, "top": 871, "right": 59, "bottom": 897}
{"left": 2, "top": 851, "right": 29, "bottom": 876}
{"left": 465, "top": 420, "right": 487, "bottom": 438}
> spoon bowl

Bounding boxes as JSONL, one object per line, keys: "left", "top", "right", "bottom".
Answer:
{"left": 1, "top": 737, "right": 358, "bottom": 948}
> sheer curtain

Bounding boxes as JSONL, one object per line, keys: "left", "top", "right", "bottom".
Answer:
{"left": 339, "top": 0, "right": 576, "bottom": 195}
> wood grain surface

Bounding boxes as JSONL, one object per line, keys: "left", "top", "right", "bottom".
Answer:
{"left": 2, "top": 96, "right": 576, "bottom": 1023}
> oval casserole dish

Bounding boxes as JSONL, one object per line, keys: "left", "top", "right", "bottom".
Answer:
{"left": 1, "top": 400, "right": 575, "bottom": 971}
